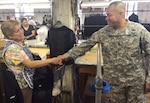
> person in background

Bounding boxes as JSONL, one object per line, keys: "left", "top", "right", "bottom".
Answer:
{"left": 42, "top": 15, "right": 47, "bottom": 25}
{"left": 58, "top": 1, "right": 150, "bottom": 103}
{"left": 36, "top": 25, "right": 49, "bottom": 42}
{"left": 21, "top": 18, "right": 36, "bottom": 40}
{"left": 28, "top": 16, "right": 41, "bottom": 29}
{"left": 28, "top": 16, "right": 37, "bottom": 27}
{"left": 1, "top": 20, "right": 62, "bottom": 103}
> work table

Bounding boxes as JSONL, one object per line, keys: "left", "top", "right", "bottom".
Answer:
{"left": 29, "top": 47, "right": 49, "bottom": 60}
{"left": 74, "top": 49, "right": 103, "bottom": 102}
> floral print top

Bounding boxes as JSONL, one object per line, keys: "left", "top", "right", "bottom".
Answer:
{"left": 3, "top": 43, "right": 29, "bottom": 89}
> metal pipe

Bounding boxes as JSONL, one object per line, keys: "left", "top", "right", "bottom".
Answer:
{"left": 95, "top": 42, "right": 103, "bottom": 103}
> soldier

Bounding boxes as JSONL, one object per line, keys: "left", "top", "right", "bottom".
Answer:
{"left": 58, "top": 1, "right": 150, "bottom": 103}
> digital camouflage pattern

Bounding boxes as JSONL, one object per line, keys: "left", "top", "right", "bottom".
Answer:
{"left": 110, "top": 84, "right": 145, "bottom": 103}
{"left": 64, "top": 21, "right": 150, "bottom": 102}
{"left": 64, "top": 21, "right": 150, "bottom": 86}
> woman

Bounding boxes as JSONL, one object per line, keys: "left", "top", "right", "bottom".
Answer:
{"left": 1, "top": 20, "right": 62, "bottom": 103}
{"left": 21, "top": 18, "right": 36, "bottom": 40}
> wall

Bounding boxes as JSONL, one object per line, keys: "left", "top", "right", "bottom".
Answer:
{"left": 0, "top": 9, "right": 15, "bottom": 20}
{"left": 137, "top": 2, "right": 150, "bottom": 23}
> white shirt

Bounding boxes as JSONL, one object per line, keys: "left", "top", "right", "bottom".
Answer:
{"left": 28, "top": 19, "right": 36, "bottom": 26}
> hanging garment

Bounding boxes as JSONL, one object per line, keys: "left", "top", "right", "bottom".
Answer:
{"left": 0, "top": 63, "right": 24, "bottom": 103}
{"left": 141, "top": 23, "right": 150, "bottom": 32}
{"left": 128, "top": 13, "right": 139, "bottom": 23}
{"left": 47, "top": 21, "right": 76, "bottom": 59}
{"left": 83, "top": 15, "right": 107, "bottom": 39}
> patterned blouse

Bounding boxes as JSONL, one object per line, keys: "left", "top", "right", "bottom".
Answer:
{"left": 3, "top": 41, "right": 32, "bottom": 89}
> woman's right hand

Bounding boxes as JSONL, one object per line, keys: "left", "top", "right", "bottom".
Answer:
{"left": 57, "top": 55, "right": 65, "bottom": 60}
{"left": 48, "top": 57, "right": 62, "bottom": 65}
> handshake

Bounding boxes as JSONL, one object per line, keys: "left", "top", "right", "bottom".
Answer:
{"left": 49, "top": 55, "right": 66, "bottom": 65}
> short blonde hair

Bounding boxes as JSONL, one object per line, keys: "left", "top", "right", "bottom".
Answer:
{"left": 1, "top": 20, "right": 20, "bottom": 39}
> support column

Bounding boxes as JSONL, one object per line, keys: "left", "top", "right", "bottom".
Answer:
{"left": 51, "top": 1, "right": 77, "bottom": 103}
{"left": 52, "top": 0, "right": 76, "bottom": 30}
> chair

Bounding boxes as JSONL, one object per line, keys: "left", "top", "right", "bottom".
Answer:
{"left": 52, "top": 64, "right": 65, "bottom": 103}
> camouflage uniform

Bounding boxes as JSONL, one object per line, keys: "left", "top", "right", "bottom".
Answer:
{"left": 64, "top": 21, "right": 150, "bottom": 103}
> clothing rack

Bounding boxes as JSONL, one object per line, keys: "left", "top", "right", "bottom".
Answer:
{"left": 83, "top": 14, "right": 107, "bottom": 39}
{"left": 83, "top": 25, "right": 107, "bottom": 28}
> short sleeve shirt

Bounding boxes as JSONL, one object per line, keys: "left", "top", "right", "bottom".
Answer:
{"left": 22, "top": 25, "right": 35, "bottom": 40}
{"left": 4, "top": 44, "right": 29, "bottom": 89}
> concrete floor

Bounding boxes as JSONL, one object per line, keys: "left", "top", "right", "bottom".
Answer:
{"left": 83, "top": 93, "right": 150, "bottom": 103}
{"left": 60, "top": 94, "right": 150, "bottom": 103}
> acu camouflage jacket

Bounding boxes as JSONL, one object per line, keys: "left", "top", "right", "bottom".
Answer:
{"left": 64, "top": 21, "right": 150, "bottom": 86}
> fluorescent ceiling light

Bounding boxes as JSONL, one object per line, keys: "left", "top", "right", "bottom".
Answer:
{"left": 0, "top": 5, "right": 16, "bottom": 9}
{"left": 81, "top": 1, "right": 110, "bottom": 8}
{"left": 122, "top": 0, "right": 150, "bottom": 2}
{"left": 0, "top": 0, "right": 50, "bottom": 4}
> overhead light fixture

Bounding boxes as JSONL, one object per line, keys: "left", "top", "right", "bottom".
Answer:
{"left": 80, "top": 1, "right": 110, "bottom": 8}
{"left": 0, "top": 0, "right": 50, "bottom": 4}
{"left": 122, "top": 0, "right": 150, "bottom": 2}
